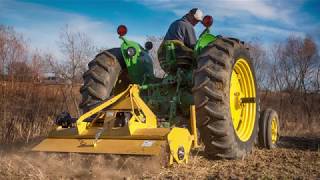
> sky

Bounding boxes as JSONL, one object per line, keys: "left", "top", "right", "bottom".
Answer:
{"left": 0, "top": 0, "right": 319, "bottom": 58}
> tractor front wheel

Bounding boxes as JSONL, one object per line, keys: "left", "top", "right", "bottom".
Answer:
{"left": 258, "top": 108, "right": 280, "bottom": 149}
{"left": 193, "top": 37, "right": 259, "bottom": 159}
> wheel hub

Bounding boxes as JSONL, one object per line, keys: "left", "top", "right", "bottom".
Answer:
{"left": 230, "top": 58, "right": 256, "bottom": 142}
{"left": 271, "top": 117, "right": 278, "bottom": 144}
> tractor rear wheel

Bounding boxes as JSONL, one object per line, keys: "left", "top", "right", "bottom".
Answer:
{"left": 258, "top": 108, "right": 280, "bottom": 149}
{"left": 79, "top": 49, "right": 122, "bottom": 113}
{"left": 193, "top": 37, "right": 259, "bottom": 159}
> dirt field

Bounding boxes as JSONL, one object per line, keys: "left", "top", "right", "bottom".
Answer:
{"left": 0, "top": 136, "right": 319, "bottom": 179}
{"left": 1, "top": 82, "right": 319, "bottom": 179}
{"left": 152, "top": 136, "right": 320, "bottom": 179}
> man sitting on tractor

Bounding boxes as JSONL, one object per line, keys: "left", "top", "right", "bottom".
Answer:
{"left": 158, "top": 8, "right": 203, "bottom": 73}
{"left": 164, "top": 8, "right": 203, "bottom": 49}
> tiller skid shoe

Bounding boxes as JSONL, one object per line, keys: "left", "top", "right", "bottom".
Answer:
{"left": 33, "top": 85, "right": 199, "bottom": 165}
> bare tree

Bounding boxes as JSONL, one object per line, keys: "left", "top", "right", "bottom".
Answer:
{"left": 248, "top": 39, "right": 269, "bottom": 90}
{"left": 0, "top": 25, "right": 27, "bottom": 81}
{"left": 29, "top": 51, "right": 46, "bottom": 82}
{"left": 50, "top": 25, "right": 96, "bottom": 82}
{"left": 270, "top": 36, "right": 319, "bottom": 93}
{"left": 313, "top": 63, "right": 320, "bottom": 93}
{"left": 48, "top": 25, "right": 97, "bottom": 116}
{"left": 269, "top": 42, "right": 289, "bottom": 92}
{"left": 267, "top": 35, "right": 320, "bottom": 129}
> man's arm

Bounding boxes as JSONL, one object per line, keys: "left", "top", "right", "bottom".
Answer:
{"left": 164, "top": 21, "right": 184, "bottom": 42}
{"left": 183, "top": 24, "right": 197, "bottom": 49}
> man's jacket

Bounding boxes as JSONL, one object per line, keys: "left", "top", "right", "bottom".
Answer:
{"left": 164, "top": 16, "right": 197, "bottom": 49}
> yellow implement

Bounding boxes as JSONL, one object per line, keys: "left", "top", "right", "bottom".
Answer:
{"left": 33, "top": 84, "right": 198, "bottom": 165}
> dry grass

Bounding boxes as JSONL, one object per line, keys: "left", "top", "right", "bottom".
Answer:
{"left": 260, "top": 91, "right": 320, "bottom": 138}
{"left": 0, "top": 82, "right": 319, "bottom": 179}
{"left": 1, "top": 82, "right": 319, "bottom": 145}
{"left": 152, "top": 147, "right": 320, "bottom": 179}
{"left": 0, "top": 81, "right": 80, "bottom": 144}
{"left": 0, "top": 150, "right": 161, "bottom": 179}
{"left": 0, "top": 139, "right": 319, "bottom": 179}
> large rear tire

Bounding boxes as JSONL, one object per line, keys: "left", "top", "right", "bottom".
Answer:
{"left": 79, "top": 49, "right": 122, "bottom": 113}
{"left": 193, "top": 37, "right": 259, "bottom": 159}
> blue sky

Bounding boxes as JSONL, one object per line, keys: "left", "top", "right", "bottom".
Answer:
{"left": 0, "top": 0, "right": 319, "bottom": 58}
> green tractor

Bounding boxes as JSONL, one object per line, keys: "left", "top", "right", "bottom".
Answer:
{"left": 32, "top": 15, "right": 279, "bottom": 163}
{"left": 78, "top": 15, "right": 280, "bottom": 159}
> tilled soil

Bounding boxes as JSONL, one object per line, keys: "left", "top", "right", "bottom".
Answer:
{"left": 0, "top": 136, "right": 319, "bottom": 180}
{"left": 150, "top": 147, "right": 319, "bottom": 179}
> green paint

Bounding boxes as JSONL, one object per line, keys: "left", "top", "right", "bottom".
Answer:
{"left": 117, "top": 25, "right": 217, "bottom": 127}
{"left": 194, "top": 28, "right": 217, "bottom": 56}
{"left": 163, "top": 41, "right": 176, "bottom": 72}
{"left": 120, "top": 36, "right": 141, "bottom": 66}
{"left": 120, "top": 37, "right": 154, "bottom": 84}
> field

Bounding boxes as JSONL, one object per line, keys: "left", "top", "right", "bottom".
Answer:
{"left": 156, "top": 137, "right": 320, "bottom": 179}
{"left": 1, "top": 4, "right": 320, "bottom": 179}
{"left": 0, "top": 82, "right": 319, "bottom": 179}
{"left": 0, "top": 136, "right": 319, "bottom": 179}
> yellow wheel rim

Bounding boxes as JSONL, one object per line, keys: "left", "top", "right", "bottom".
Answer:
{"left": 271, "top": 117, "right": 278, "bottom": 144}
{"left": 230, "top": 58, "right": 256, "bottom": 142}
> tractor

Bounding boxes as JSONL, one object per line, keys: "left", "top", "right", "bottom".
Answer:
{"left": 33, "top": 15, "right": 280, "bottom": 165}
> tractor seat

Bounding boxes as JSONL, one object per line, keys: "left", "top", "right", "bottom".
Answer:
{"left": 158, "top": 40, "right": 195, "bottom": 73}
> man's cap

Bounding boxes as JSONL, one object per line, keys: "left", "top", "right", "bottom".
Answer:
{"left": 189, "top": 8, "right": 203, "bottom": 21}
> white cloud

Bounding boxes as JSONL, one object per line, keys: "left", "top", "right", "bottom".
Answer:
{"left": 0, "top": 0, "right": 146, "bottom": 60}
{"left": 244, "top": 24, "right": 304, "bottom": 37}
{"left": 1, "top": 0, "right": 317, "bottom": 57}
{"left": 137, "top": 0, "right": 294, "bottom": 23}
{"left": 137, "top": 0, "right": 319, "bottom": 47}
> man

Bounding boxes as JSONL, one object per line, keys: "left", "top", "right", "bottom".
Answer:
{"left": 164, "top": 8, "right": 203, "bottom": 49}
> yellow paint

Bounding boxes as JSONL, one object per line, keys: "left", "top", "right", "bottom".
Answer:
{"left": 33, "top": 84, "right": 197, "bottom": 165}
{"left": 127, "top": 85, "right": 157, "bottom": 134}
{"left": 230, "top": 58, "right": 256, "bottom": 142}
{"left": 190, "top": 105, "right": 200, "bottom": 148}
{"left": 271, "top": 117, "right": 278, "bottom": 144}
{"left": 167, "top": 128, "right": 193, "bottom": 164}
{"left": 76, "top": 85, "right": 132, "bottom": 135}
{"left": 76, "top": 85, "right": 157, "bottom": 135}
{"left": 32, "top": 138, "right": 166, "bottom": 155}
{"left": 44, "top": 127, "right": 170, "bottom": 140}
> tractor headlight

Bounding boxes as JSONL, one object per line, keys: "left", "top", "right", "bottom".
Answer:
{"left": 127, "top": 47, "right": 136, "bottom": 57}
